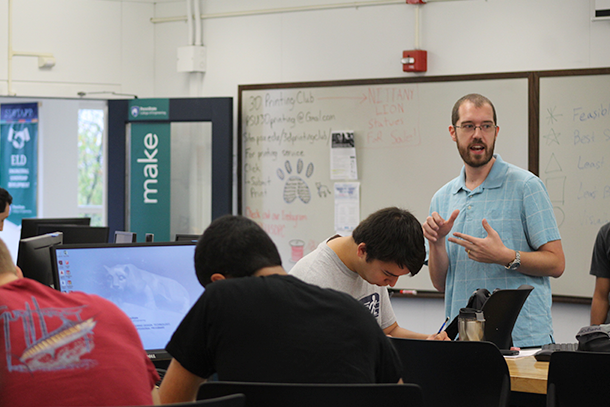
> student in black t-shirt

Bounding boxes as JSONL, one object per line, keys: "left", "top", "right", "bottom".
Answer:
{"left": 590, "top": 222, "right": 610, "bottom": 325}
{"left": 158, "top": 215, "right": 403, "bottom": 404}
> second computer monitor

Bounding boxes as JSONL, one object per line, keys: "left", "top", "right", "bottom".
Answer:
{"left": 20, "top": 217, "right": 91, "bottom": 240}
{"left": 36, "top": 224, "right": 110, "bottom": 244}
{"left": 17, "top": 232, "right": 64, "bottom": 287}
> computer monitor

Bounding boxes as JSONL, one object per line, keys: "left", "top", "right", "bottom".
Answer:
{"left": 114, "top": 231, "right": 137, "bottom": 243}
{"left": 50, "top": 241, "right": 203, "bottom": 361}
{"left": 20, "top": 217, "right": 91, "bottom": 240}
{"left": 17, "top": 232, "right": 64, "bottom": 287}
{"left": 175, "top": 233, "right": 200, "bottom": 243}
{"left": 36, "top": 224, "right": 110, "bottom": 244}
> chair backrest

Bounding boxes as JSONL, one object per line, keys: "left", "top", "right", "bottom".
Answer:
{"left": 390, "top": 338, "right": 510, "bottom": 407}
{"left": 80, "top": 394, "right": 246, "bottom": 407}
{"left": 547, "top": 351, "right": 610, "bottom": 407}
{"left": 481, "top": 285, "right": 533, "bottom": 349}
{"left": 198, "top": 381, "right": 422, "bottom": 407}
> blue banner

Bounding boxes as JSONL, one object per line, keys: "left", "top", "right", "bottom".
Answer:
{"left": 129, "top": 123, "right": 171, "bottom": 242}
{"left": 0, "top": 103, "right": 38, "bottom": 226}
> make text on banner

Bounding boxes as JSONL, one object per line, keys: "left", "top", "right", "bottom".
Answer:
{"left": 129, "top": 123, "right": 171, "bottom": 242}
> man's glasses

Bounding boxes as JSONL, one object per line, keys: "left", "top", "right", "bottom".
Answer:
{"left": 454, "top": 123, "right": 497, "bottom": 135}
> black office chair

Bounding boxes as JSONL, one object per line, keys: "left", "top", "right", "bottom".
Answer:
{"left": 445, "top": 284, "right": 533, "bottom": 351}
{"left": 390, "top": 338, "right": 510, "bottom": 407}
{"left": 73, "top": 394, "right": 246, "bottom": 407}
{"left": 198, "top": 381, "right": 423, "bottom": 407}
{"left": 547, "top": 350, "right": 610, "bottom": 407}
{"left": 481, "top": 285, "right": 533, "bottom": 350}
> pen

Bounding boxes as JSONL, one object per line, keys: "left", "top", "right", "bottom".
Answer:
{"left": 437, "top": 317, "right": 449, "bottom": 334}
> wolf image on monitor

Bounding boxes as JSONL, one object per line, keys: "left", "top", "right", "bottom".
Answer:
{"left": 104, "top": 263, "right": 190, "bottom": 314}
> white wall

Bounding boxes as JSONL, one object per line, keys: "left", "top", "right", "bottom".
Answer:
{"left": 152, "top": 0, "right": 610, "bottom": 95}
{"left": 0, "top": 0, "right": 605, "bottom": 342}
{"left": 2, "top": 1, "right": 609, "bottom": 109}
{"left": 0, "top": 0, "right": 155, "bottom": 98}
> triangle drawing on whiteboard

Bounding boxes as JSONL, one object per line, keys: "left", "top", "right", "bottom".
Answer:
{"left": 545, "top": 153, "right": 562, "bottom": 174}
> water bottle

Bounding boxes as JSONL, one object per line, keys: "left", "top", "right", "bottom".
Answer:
{"left": 458, "top": 307, "right": 485, "bottom": 341}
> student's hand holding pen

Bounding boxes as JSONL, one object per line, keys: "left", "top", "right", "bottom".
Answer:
{"left": 426, "top": 317, "right": 451, "bottom": 341}
{"left": 427, "top": 330, "right": 450, "bottom": 340}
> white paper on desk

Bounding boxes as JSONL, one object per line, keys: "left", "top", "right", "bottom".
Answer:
{"left": 330, "top": 130, "right": 357, "bottom": 180}
{"left": 334, "top": 182, "right": 360, "bottom": 234}
{"left": 504, "top": 348, "right": 541, "bottom": 359}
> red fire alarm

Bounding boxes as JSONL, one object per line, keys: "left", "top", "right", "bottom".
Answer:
{"left": 402, "top": 50, "right": 427, "bottom": 72}
{"left": 406, "top": 0, "right": 426, "bottom": 3}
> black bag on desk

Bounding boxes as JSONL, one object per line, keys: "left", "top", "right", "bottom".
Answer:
{"left": 576, "top": 324, "right": 610, "bottom": 352}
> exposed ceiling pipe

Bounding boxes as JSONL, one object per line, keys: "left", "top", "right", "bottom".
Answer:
{"left": 176, "top": 1, "right": 205, "bottom": 96}
{"left": 186, "top": 0, "right": 194, "bottom": 45}
{"left": 152, "top": 0, "right": 468, "bottom": 24}
{"left": 151, "top": 1, "right": 406, "bottom": 24}
{"left": 194, "top": 0, "right": 202, "bottom": 46}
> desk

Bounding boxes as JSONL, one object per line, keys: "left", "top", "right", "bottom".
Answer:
{"left": 506, "top": 356, "right": 548, "bottom": 394}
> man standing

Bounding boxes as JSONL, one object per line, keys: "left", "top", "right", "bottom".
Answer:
{"left": 423, "top": 93, "right": 564, "bottom": 347}
{"left": 290, "top": 207, "right": 447, "bottom": 340}
{"left": 590, "top": 222, "right": 610, "bottom": 325}
{"left": 159, "top": 215, "right": 403, "bottom": 404}
{"left": 0, "top": 238, "right": 159, "bottom": 407}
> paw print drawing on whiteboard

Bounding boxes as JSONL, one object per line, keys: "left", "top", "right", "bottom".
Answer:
{"left": 276, "top": 159, "right": 314, "bottom": 204}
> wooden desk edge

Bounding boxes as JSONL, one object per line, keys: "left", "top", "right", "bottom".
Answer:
{"left": 506, "top": 356, "right": 548, "bottom": 395}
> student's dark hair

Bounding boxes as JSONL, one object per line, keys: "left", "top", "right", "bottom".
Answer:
{"left": 351, "top": 207, "right": 425, "bottom": 276}
{"left": 0, "top": 188, "right": 13, "bottom": 213}
{"left": 194, "top": 215, "right": 282, "bottom": 287}
{"left": 451, "top": 93, "right": 497, "bottom": 127}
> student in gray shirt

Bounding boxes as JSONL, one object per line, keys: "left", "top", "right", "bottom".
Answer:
{"left": 291, "top": 207, "right": 448, "bottom": 340}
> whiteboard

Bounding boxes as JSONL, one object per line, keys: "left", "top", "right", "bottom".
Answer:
{"left": 539, "top": 73, "right": 610, "bottom": 297}
{"left": 239, "top": 75, "right": 529, "bottom": 291}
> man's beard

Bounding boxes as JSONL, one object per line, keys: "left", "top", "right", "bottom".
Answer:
{"left": 456, "top": 137, "right": 495, "bottom": 168}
